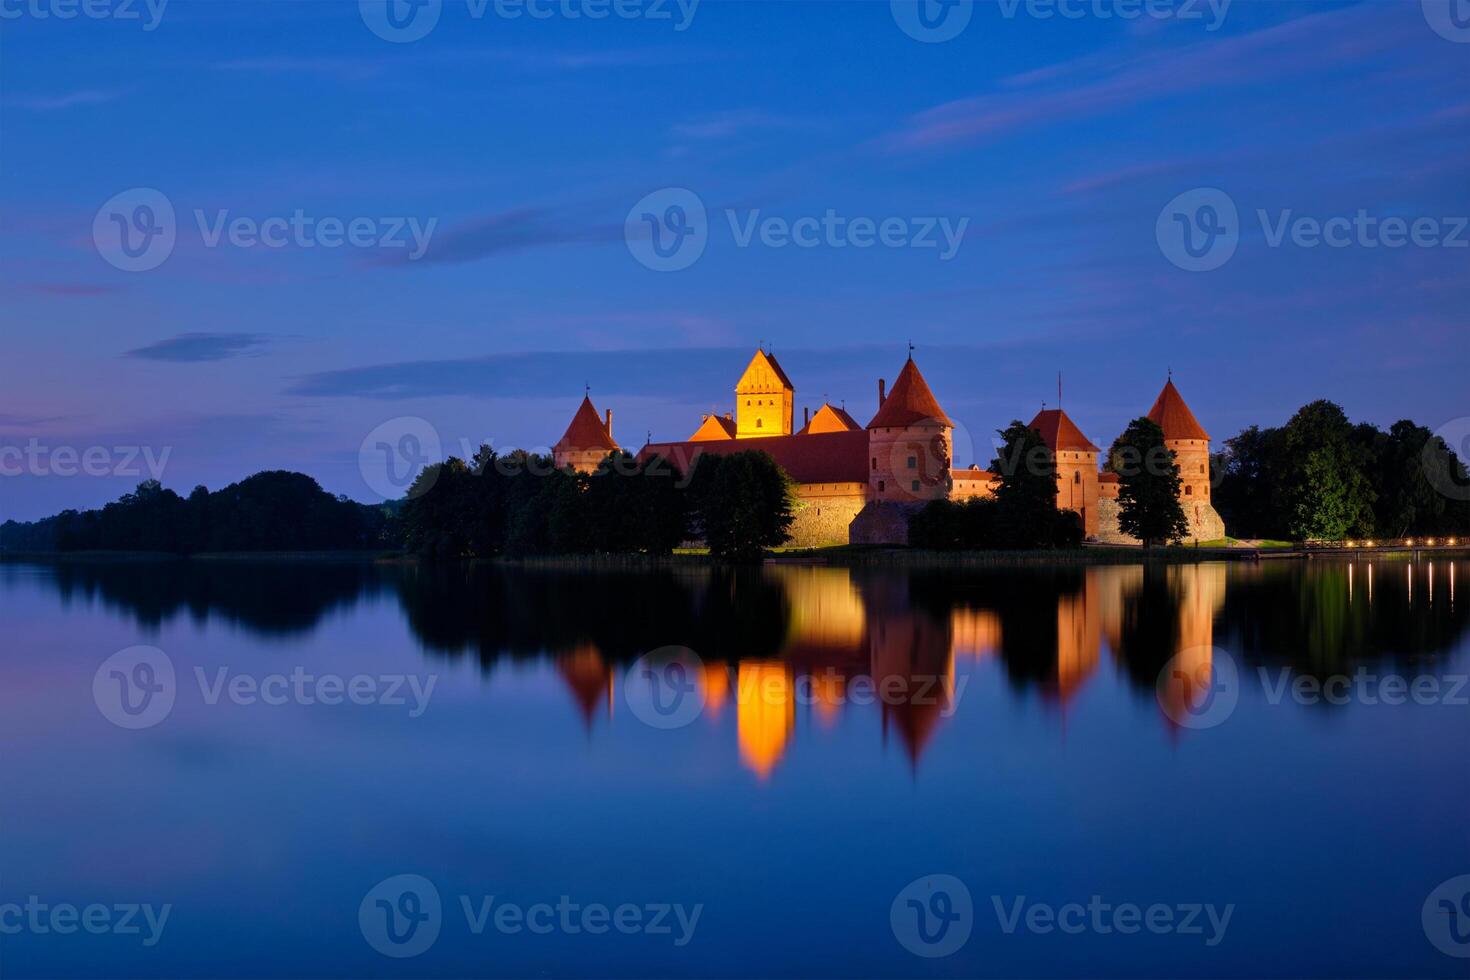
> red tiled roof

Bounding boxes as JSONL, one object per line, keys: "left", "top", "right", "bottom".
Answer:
{"left": 1146, "top": 379, "right": 1210, "bottom": 441}
{"left": 689, "top": 414, "right": 737, "bottom": 441}
{"left": 638, "top": 429, "right": 869, "bottom": 485}
{"left": 800, "top": 403, "right": 860, "bottom": 435}
{"left": 554, "top": 395, "right": 617, "bottom": 453}
{"left": 1098, "top": 471, "right": 1120, "bottom": 484}
{"left": 867, "top": 358, "right": 953, "bottom": 429}
{"left": 1028, "top": 409, "right": 1100, "bottom": 453}
{"left": 952, "top": 467, "right": 997, "bottom": 481}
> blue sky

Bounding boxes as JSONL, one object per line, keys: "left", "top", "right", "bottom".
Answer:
{"left": 1, "top": 0, "right": 1466, "bottom": 519}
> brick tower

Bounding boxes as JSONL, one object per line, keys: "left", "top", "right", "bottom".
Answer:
{"left": 1027, "top": 408, "right": 1101, "bottom": 537}
{"left": 1145, "top": 378, "right": 1225, "bottom": 541}
{"left": 553, "top": 394, "right": 618, "bottom": 473}
{"left": 866, "top": 355, "right": 954, "bottom": 504}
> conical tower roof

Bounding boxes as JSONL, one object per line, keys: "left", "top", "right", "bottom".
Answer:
{"left": 1146, "top": 379, "right": 1210, "bottom": 441}
{"left": 1027, "top": 409, "right": 1100, "bottom": 453}
{"left": 867, "top": 357, "right": 953, "bottom": 428}
{"left": 554, "top": 395, "right": 617, "bottom": 453}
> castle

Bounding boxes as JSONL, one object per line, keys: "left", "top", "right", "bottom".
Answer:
{"left": 551, "top": 349, "right": 1226, "bottom": 547}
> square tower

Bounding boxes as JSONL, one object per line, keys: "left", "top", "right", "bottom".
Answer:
{"left": 734, "top": 349, "right": 794, "bottom": 439}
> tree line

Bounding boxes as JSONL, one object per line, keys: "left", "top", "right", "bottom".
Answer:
{"left": 399, "top": 447, "right": 793, "bottom": 561}
{"left": 1212, "top": 401, "right": 1469, "bottom": 541}
{"left": 2, "top": 399, "right": 1463, "bottom": 558}
{"left": 0, "top": 471, "right": 389, "bottom": 554}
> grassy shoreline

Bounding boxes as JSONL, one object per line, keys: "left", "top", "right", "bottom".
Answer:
{"left": 2, "top": 545, "right": 1465, "bottom": 568}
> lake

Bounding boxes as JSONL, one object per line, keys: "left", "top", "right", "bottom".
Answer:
{"left": 1, "top": 557, "right": 1466, "bottom": 978}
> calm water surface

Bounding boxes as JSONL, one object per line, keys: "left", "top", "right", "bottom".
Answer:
{"left": 2, "top": 558, "right": 1466, "bottom": 978}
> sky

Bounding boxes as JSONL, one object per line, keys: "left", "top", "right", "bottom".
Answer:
{"left": 0, "top": 0, "right": 1466, "bottom": 521}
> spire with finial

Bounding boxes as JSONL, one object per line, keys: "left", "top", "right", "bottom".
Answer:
{"left": 907, "top": 339, "right": 915, "bottom": 360}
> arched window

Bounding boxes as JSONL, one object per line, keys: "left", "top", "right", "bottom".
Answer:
{"left": 756, "top": 418, "right": 763, "bottom": 428}
{"left": 1185, "top": 485, "right": 1193, "bottom": 496}
{"left": 1073, "top": 471, "right": 1081, "bottom": 484}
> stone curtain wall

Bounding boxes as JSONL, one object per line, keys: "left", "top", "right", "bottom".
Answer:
{"left": 1096, "top": 497, "right": 1227, "bottom": 545}
{"left": 788, "top": 484, "right": 868, "bottom": 548}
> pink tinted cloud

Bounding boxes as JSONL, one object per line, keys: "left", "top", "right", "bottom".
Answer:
{"left": 883, "top": 5, "right": 1417, "bottom": 153}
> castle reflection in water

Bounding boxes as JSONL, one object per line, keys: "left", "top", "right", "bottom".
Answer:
{"left": 549, "top": 564, "right": 1233, "bottom": 777}
{"left": 17, "top": 555, "right": 1465, "bottom": 780}
{"left": 509, "top": 559, "right": 1462, "bottom": 779}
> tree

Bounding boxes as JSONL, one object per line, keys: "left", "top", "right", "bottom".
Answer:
{"left": 1279, "top": 400, "right": 1375, "bottom": 540}
{"left": 689, "top": 451, "right": 795, "bottom": 561}
{"left": 987, "top": 420, "right": 1073, "bottom": 548}
{"left": 1212, "top": 425, "right": 1285, "bottom": 539}
{"left": 1108, "top": 417, "right": 1187, "bottom": 547}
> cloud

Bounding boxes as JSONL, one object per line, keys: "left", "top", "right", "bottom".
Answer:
{"left": 7, "top": 89, "right": 128, "bottom": 111}
{"left": 882, "top": 5, "right": 1417, "bottom": 153}
{"left": 672, "top": 110, "right": 805, "bottom": 141}
{"left": 284, "top": 345, "right": 985, "bottom": 403}
{"left": 123, "top": 333, "right": 272, "bottom": 363}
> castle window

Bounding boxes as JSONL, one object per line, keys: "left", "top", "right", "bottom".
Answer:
{"left": 1074, "top": 471, "right": 1080, "bottom": 484}
{"left": 756, "top": 418, "right": 763, "bottom": 428}
{"left": 907, "top": 456, "right": 917, "bottom": 468}
{"left": 871, "top": 458, "right": 877, "bottom": 470}
{"left": 911, "top": 480, "right": 920, "bottom": 491}
{"left": 746, "top": 400, "right": 751, "bottom": 406}
{"left": 1185, "top": 485, "right": 1193, "bottom": 495}
{"left": 878, "top": 480, "right": 886, "bottom": 492}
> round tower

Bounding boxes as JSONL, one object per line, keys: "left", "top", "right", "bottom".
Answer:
{"left": 1146, "top": 379, "right": 1211, "bottom": 505}
{"left": 865, "top": 356, "right": 953, "bottom": 503}
{"left": 1144, "top": 377, "right": 1225, "bottom": 542}
{"left": 553, "top": 394, "right": 619, "bottom": 474}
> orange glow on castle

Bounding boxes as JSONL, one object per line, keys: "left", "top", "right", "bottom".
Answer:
{"left": 551, "top": 349, "right": 1226, "bottom": 546}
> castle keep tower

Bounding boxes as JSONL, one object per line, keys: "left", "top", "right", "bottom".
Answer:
{"left": 735, "top": 349, "right": 794, "bottom": 439}
{"left": 1028, "top": 408, "right": 1101, "bottom": 537}
{"left": 867, "top": 356, "right": 954, "bottom": 503}
{"left": 553, "top": 394, "right": 618, "bottom": 473}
